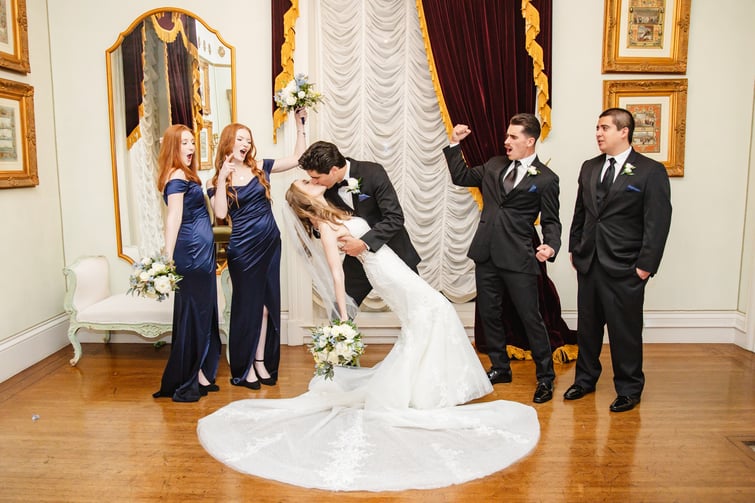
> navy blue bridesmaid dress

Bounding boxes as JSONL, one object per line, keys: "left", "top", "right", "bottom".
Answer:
{"left": 209, "top": 159, "right": 281, "bottom": 385}
{"left": 154, "top": 179, "right": 222, "bottom": 402}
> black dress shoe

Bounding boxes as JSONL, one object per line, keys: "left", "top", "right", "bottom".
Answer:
{"left": 254, "top": 360, "right": 277, "bottom": 386}
{"left": 487, "top": 368, "right": 513, "bottom": 384}
{"left": 609, "top": 395, "right": 640, "bottom": 412}
{"left": 563, "top": 384, "right": 595, "bottom": 400}
{"left": 533, "top": 381, "right": 553, "bottom": 403}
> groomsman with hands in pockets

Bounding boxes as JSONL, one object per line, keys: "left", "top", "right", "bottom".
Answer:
{"left": 565, "top": 107, "right": 671, "bottom": 413}
{"left": 444, "top": 113, "right": 561, "bottom": 404}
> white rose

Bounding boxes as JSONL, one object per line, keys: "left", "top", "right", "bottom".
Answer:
{"left": 326, "top": 352, "right": 340, "bottom": 364}
{"left": 314, "top": 351, "right": 327, "bottom": 364}
{"left": 139, "top": 271, "right": 151, "bottom": 282}
{"left": 150, "top": 262, "right": 167, "bottom": 275}
{"left": 297, "top": 90, "right": 306, "bottom": 98}
{"left": 285, "top": 95, "right": 297, "bottom": 107}
{"left": 141, "top": 258, "right": 151, "bottom": 266}
{"left": 154, "top": 276, "right": 173, "bottom": 294}
{"left": 346, "top": 178, "right": 359, "bottom": 190}
{"left": 335, "top": 342, "right": 352, "bottom": 359}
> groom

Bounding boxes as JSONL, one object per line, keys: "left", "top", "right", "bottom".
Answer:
{"left": 298, "top": 141, "right": 421, "bottom": 306}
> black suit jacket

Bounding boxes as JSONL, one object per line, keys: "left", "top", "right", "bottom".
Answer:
{"left": 324, "top": 158, "right": 420, "bottom": 269}
{"left": 444, "top": 145, "right": 562, "bottom": 274}
{"left": 569, "top": 149, "right": 671, "bottom": 277}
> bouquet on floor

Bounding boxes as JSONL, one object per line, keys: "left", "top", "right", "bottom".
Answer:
{"left": 127, "top": 255, "right": 182, "bottom": 302}
{"left": 274, "top": 73, "right": 324, "bottom": 116}
{"left": 309, "top": 319, "right": 365, "bottom": 380}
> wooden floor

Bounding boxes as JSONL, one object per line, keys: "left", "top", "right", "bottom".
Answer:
{"left": 1, "top": 342, "right": 754, "bottom": 502}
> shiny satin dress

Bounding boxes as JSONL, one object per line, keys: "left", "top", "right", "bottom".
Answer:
{"left": 154, "top": 179, "right": 221, "bottom": 402}
{"left": 197, "top": 217, "right": 540, "bottom": 491}
{"left": 210, "top": 159, "right": 281, "bottom": 385}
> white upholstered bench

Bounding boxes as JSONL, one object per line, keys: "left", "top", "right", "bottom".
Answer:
{"left": 63, "top": 255, "right": 231, "bottom": 366}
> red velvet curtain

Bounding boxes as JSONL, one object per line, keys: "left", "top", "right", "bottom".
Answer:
{"left": 421, "top": 0, "right": 575, "bottom": 358}
{"left": 161, "top": 13, "right": 196, "bottom": 128}
{"left": 271, "top": 0, "right": 289, "bottom": 113}
{"left": 421, "top": 0, "right": 551, "bottom": 164}
{"left": 121, "top": 24, "right": 144, "bottom": 140}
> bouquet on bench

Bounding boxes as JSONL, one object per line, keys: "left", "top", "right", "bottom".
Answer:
{"left": 128, "top": 255, "right": 182, "bottom": 302}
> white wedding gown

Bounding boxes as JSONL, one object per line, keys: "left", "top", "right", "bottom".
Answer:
{"left": 197, "top": 217, "right": 539, "bottom": 491}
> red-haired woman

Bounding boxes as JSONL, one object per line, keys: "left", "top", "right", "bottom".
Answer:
{"left": 208, "top": 109, "right": 307, "bottom": 389}
{"left": 153, "top": 124, "right": 222, "bottom": 402}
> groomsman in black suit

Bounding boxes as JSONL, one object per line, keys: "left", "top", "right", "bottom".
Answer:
{"left": 298, "top": 141, "right": 421, "bottom": 306}
{"left": 565, "top": 107, "right": 671, "bottom": 413}
{"left": 444, "top": 113, "right": 561, "bottom": 404}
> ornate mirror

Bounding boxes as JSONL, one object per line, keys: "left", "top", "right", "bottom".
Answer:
{"left": 106, "top": 8, "right": 236, "bottom": 270}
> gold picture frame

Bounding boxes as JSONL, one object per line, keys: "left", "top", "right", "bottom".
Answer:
{"left": 0, "top": 78, "right": 37, "bottom": 188}
{"left": 199, "top": 120, "right": 213, "bottom": 170}
{"left": 0, "top": 0, "right": 30, "bottom": 73}
{"left": 603, "top": 79, "right": 687, "bottom": 176}
{"left": 200, "top": 59, "right": 212, "bottom": 114}
{"left": 602, "top": 0, "right": 691, "bottom": 73}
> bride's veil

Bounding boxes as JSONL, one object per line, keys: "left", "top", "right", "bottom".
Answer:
{"left": 281, "top": 202, "right": 359, "bottom": 321}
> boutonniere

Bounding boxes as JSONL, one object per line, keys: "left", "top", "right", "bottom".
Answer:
{"left": 526, "top": 165, "right": 540, "bottom": 176}
{"left": 345, "top": 177, "right": 361, "bottom": 194}
{"left": 622, "top": 162, "right": 636, "bottom": 176}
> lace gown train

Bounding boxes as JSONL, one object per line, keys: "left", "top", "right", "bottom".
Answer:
{"left": 197, "top": 218, "right": 540, "bottom": 491}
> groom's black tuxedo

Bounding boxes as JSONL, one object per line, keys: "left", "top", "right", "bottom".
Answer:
{"left": 569, "top": 148, "right": 671, "bottom": 398}
{"left": 324, "top": 158, "right": 420, "bottom": 305}
{"left": 444, "top": 145, "right": 560, "bottom": 384}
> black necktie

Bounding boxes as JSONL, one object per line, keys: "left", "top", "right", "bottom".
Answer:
{"left": 503, "top": 161, "right": 519, "bottom": 194}
{"left": 597, "top": 157, "right": 615, "bottom": 205}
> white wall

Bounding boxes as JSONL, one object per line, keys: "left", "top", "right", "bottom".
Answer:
{"left": 0, "top": 0, "right": 65, "bottom": 342}
{"left": 2, "top": 0, "right": 754, "bottom": 380}
{"left": 540, "top": 0, "right": 755, "bottom": 313}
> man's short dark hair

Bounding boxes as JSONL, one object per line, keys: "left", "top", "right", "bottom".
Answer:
{"left": 298, "top": 141, "right": 346, "bottom": 174}
{"left": 509, "top": 113, "right": 541, "bottom": 141}
{"left": 600, "top": 107, "right": 635, "bottom": 143}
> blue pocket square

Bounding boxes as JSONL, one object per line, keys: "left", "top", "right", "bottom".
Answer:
{"left": 626, "top": 185, "right": 641, "bottom": 192}
{"left": 358, "top": 193, "right": 370, "bottom": 201}
{"left": 528, "top": 185, "right": 538, "bottom": 193}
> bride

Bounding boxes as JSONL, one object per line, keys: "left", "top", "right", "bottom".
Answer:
{"left": 197, "top": 179, "right": 540, "bottom": 491}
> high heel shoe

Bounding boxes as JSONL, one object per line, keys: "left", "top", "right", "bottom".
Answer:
{"left": 199, "top": 383, "right": 220, "bottom": 396}
{"left": 230, "top": 377, "right": 261, "bottom": 390}
{"left": 254, "top": 359, "right": 277, "bottom": 386}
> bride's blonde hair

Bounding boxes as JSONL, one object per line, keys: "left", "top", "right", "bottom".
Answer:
{"left": 285, "top": 182, "right": 350, "bottom": 238}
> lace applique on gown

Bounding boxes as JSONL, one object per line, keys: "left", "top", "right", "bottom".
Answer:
{"left": 198, "top": 217, "right": 539, "bottom": 491}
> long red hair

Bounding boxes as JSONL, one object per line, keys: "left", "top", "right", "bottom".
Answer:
{"left": 211, "top": 123, "right": 271, "bottom": 205}
{"left": 157, "top": 124, "right": 201, "bottom": 191}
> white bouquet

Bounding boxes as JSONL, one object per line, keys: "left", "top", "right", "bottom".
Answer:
{"left": 127, "top": 255, "right": 182, "bottom": 302}
{"left": 309, "top": 319, "right": 365, "bottom": 380}
{"left": 274, "top": 73, "right": 324, "bottom": 114}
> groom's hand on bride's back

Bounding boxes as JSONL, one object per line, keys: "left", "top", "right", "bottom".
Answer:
{"left": 339, "top": 236, "right": 368, "bottom": 257}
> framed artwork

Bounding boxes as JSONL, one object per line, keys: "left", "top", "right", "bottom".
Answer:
{"left": 603, "top": 78, "right": 687, "bottom": 176}
{"left": 199, "top": 120, "right": 213, "bottom": 170}
{"left": 0, "top": 78, "right": 36, "bottom": 188}
{"left": 200, "top": 59, "right": 211, "bottom": 114}
{"left": 0, "top": 0, "right": 30, "bottom": 73}
{"left": 602, "top": 0, "right": 691, "bottom": 73}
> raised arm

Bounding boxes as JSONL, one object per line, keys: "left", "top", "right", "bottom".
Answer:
{"left": 271, "top": 109, "right": 309, "bottom": 173}
{"left": 318, "top": 221, "right": 350, "bottom": 321}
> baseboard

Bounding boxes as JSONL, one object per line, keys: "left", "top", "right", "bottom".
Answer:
{"left": 2, "top": 310, "right": 750, "bottom": 383}
{"left": 0, "top": 314, "right": 69, "bottom": 383}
